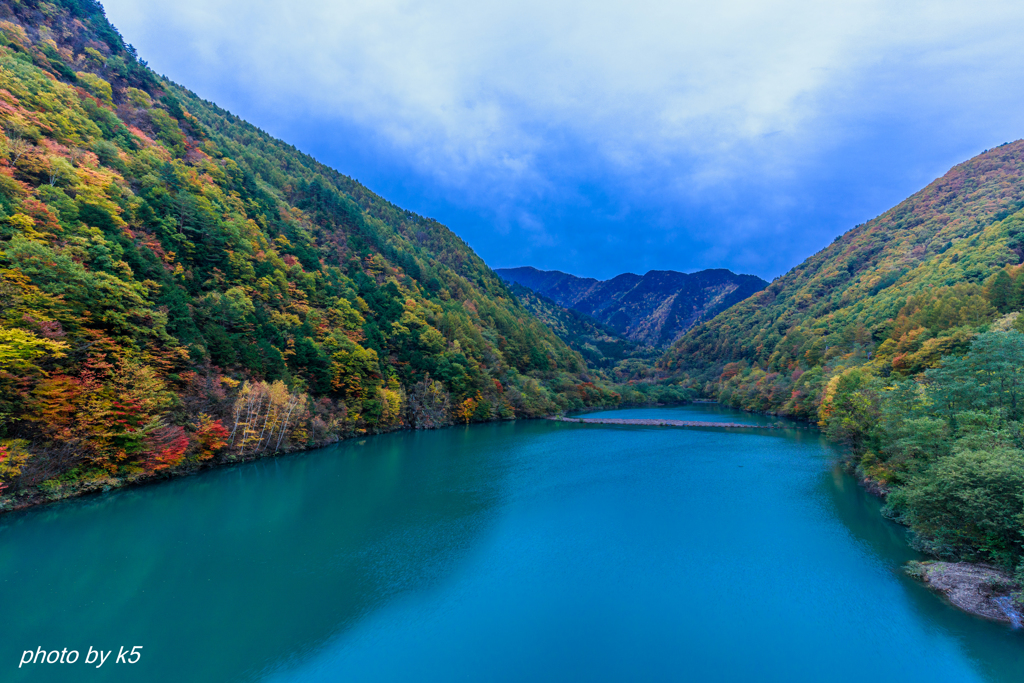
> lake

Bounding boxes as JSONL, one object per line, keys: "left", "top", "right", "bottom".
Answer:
{"left": 2, "top": 405, "right": 1022, "bottom": 682}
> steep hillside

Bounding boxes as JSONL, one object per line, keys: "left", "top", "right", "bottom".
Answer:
{"left": 497, "top": 266, "right": 767, "bottom": 346}
{"left": 665, "top": 140, "right": 1024, "bottom": 419}
{"left": 0, "top": 0, "right": 622, "bottom": 504}
{"left": 505, "top": 282, "right": 656, "bottom": 370}
{"left": 661, "top": 140, "right": 1024, "bottom": 572}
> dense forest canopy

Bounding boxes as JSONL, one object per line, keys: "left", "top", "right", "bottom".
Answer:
{"left": 0, "top": 0, "right": 696, "bottom": 505}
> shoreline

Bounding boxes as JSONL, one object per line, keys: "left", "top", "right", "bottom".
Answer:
{"left": 703, "top": 402, "right": 1024, "bottom": 628}
{"left": 1, "top": 402, "right": 700, "bottom": 517}
{"left": 0, "top": 428, "right": 363, "bottom": 517}
{"left": 0, "top": 415, "right": 473, "bottom": 517}
{"left": 846, "top": 451, "right": 1021, "bottom": 627}
{"left": 907, "top": 562, "right": 1023, "bottom": 626}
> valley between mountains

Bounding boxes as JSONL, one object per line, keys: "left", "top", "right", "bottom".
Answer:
{"left": 1, "top": 0, "right": 1024, "bottom": 622}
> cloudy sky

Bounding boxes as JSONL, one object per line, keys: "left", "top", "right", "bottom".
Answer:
{"left": 102, "top": 0, "right": 1024, "bottom": 280}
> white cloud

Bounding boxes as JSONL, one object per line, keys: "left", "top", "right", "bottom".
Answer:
{"left": 103, "top": 0, "right": 1024, "bottom": 275}
{"left": 106, "top": 1, "right": 1021, "bottom": 174}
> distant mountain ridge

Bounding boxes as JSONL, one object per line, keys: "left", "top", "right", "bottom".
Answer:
{"left": 497, "top": 266, "right": 768, "bottom": 346}
{"left": 504, "top": 282, "right": 656, "bottom": 370}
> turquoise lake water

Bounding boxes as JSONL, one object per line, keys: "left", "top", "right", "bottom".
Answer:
{"left": 2, "top": 405, "right": 1022, "bottom": 681}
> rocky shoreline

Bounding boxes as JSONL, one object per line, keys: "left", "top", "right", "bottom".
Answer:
{"left": 907, "top": 562, "right": 1023, "bottom": 626}
{"left": 852, "top": 466, "right": 1023, "bottom": 627}
{"left": 856, "top": 473, "right": 890, "bottom": 499}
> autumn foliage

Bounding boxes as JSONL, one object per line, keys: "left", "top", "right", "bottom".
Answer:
{"left": 0, "top": 0, "right": 626, "bottom": 508}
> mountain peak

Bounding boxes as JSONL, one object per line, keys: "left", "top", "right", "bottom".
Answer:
{"left": 496, "top": 267, "right": 768, "bottom": 346}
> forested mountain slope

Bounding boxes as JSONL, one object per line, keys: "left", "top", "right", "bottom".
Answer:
{"left": 665, "top": 141, "right": 1024, "bottom": 573}
{"left": 665, "top": 140, "right": 1024, "bottom": 418}
{"left": 505, "top": 281, "right": 656, "bottom": 370}
{"left": 497, "top": 266, "right": 767, "bottom": 346}
{"left": 0, "top": 0, "right": 623, "bottom": 505}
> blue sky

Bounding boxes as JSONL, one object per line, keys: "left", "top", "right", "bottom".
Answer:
{"left": 103, "top": 0, "right": 1024, "bottom": 280}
